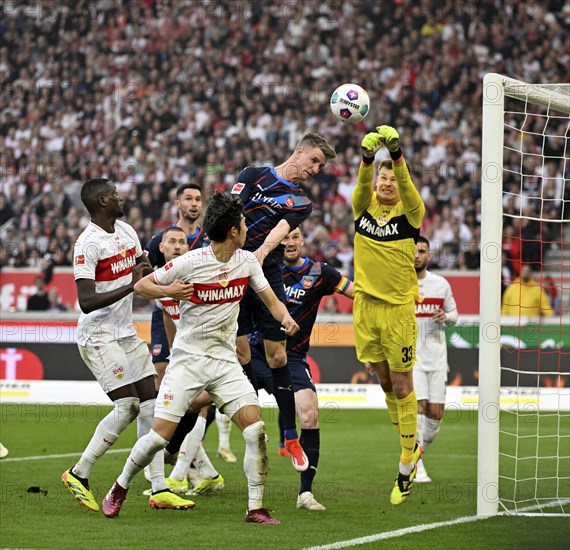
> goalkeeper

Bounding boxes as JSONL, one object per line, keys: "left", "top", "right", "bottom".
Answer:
{"left": 352, "top": 125, "right": 425, "bottom": 505}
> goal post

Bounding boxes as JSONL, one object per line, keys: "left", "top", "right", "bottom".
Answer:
{"left": 478, "top": 73, "right": 570, "bottom": 517}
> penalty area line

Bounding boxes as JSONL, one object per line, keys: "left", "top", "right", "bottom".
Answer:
{"left": 302, "top": 514, "right": 484, "bottom": 550}
{"left": 302, "top": 499, "right": 569, "bottom": 550}
{"left": 0, "top": 448, "right": 131, "bottom": 463}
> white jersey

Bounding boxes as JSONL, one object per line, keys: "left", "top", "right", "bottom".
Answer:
{"left": 415, "top": 271, "right": 458, "bottom": 372}
{"left": 155, "top": 297, "right": 180, "bottom": 327}
{"left": 154, "top": 245, "right": 269, "bottom": 361}
{"left": 74, "top": 220, "right": 143, "bottom": 345}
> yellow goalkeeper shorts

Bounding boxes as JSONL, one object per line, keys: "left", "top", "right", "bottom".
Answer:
{"left": 353, "top": 295, "right": 417, "bottom": 372}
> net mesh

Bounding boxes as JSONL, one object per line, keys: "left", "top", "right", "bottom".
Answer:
{"left": 498, "top": 87, "right": 570, "bottom": 515}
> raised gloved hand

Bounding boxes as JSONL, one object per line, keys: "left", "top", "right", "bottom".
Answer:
{"left": 376, "top": 125, "right": 400, "bottom": 152}
{"left": 361, "top": 132, "right": 383, "bottom": 159}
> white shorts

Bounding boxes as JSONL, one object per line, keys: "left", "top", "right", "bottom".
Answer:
{"left": 154, "top": 348, "right": 259, "bottom": 422}
{"left": 78, "top": 335, "right": 156, "bottom": 394}
{"left": 413, "top": 368, "right": 447, "bottom": 404}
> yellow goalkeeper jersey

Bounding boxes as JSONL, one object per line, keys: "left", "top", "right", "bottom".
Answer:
{"left": 352, "top": 160, "right": 425, "bottom": 304}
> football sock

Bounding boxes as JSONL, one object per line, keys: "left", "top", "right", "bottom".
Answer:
{"left": 242, "top": 420, "right": 267, "bottom": 510}
{"left": 165, "top": 411, "right": 198, "bottom": 455}
{"left": 271, "top": 366, "right": 297, "bottom": 434}
{"left": 416, "top": 413, "right": 426, "bottom": 448}
{"left": 278, "top": 412, "right": 286, "bottom": 447}
{"left": 300, "top": 428, "right": 320, "bottom": 494}
{"left": 423, "top": 417, "right": 441, "bottom": 451}
{"left": 137, "top": 398, "right": 166, "bottom": 492}
{"left": 73, "top": 396, "right": 140, "bottom": 479}
{"left": 118, "top": 429, "right": 168, "bottom": 489}
{"left": 385, "top": 392, "right": 400, "bottom": 434}
{"left": 137, "top": 398, "right": 155, "bottom": 438}
{"left": 194, "top": 443, "right": 218, "bottom": 479}
{"left": 216, "top": 409, "right": 232, "bottom": 450}
{"left": 397, "top": 390, "right": 418, "bottom": 467}
{"left": 171, "top": 416, "right": 207, "bottom": 481}
{"left": 241, "top": 361, "right": 259, "bottom": 394}
{"left": 205, "top": 405, "right": 216, "bottom": 431}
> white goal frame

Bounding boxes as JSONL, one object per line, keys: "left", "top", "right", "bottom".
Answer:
{"left": 477, "top": 73, "right": 570, "bottom": 516}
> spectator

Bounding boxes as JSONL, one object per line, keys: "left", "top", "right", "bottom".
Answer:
{"left": 26, "top": 277, "right": 50, "bottom": 311}
{"left": 501, "top": 264, "right": 554, "bottom": 318}
{"left": 1, "top": 0, "right": 568, "bottom": 286}
{"left": 47, "top": 288, "right": 67, "bottom": 311}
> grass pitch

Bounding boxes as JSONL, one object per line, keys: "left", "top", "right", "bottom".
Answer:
{"left": 0, "top": 405, "right": 568, "bottom": 549}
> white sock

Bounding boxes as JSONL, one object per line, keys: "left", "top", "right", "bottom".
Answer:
{"left": 216, "top": 409, "right": 232, "bottom": 450}
{"left": 170, "top": 416, "right": 207, "bottom": 481}
{"left": 399, "top": 461, "right": 414, "bottom": 476}
{"left": 73, "top": 397, "right": 140, "bottom": 479}
{"left": 194, "top": 443, "right": 218, "bottom": 480}
{"left": 416, "top": 413, "right": 426, "bottom": 448}
{"left": 242, "top": 420, "right": 267, "bottom": 511}
{"left": 117, "top": 429, "right": 168, "bottom": 489}
{"left": 423, "top": 417, "right": 441, "bottom": 451}
{"left": 136, "top": 399, "right": 167, "bottom": 493}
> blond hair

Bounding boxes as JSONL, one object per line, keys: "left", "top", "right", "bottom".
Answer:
{"left": 297, "top": 133, "right": 336, "bottom": 160}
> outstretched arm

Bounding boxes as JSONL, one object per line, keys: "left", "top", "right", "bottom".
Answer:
{"left": 376, "top": 125, "right": 425, "bottom": 228}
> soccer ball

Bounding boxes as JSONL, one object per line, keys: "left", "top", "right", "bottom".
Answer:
{"left": 330, "top": 83, "right": 370, "bottom": 123}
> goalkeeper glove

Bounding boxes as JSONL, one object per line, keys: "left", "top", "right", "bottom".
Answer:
{"left": 361, "top": 132, "right": 382, "bottom": 161}
{"left": 377, "top": 125, "right": 403, "bottom": 161}
{"left": 376, "top": 125, "right": 400, "bottom": 152}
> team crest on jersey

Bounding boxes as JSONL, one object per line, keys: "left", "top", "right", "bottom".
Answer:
{"left": 302, "top": 276, "right": 313, "bottom": 289}
{"left": 285, "top": 195, "right": 295, "bottom": 208}
{"left": 112, "top": 367, "right": 124, "bottom": 380}
{"left": 162, "top": 392, "right": 174, "bottom": 407}
{"left": 118, "top": 243, "right": 126, "bottom": 257}
{"left": 152, "top": 344, "right": 163, "bottom": 356}
{"left": 376, "top": 216, "right": 390, "bottom": 226}
{"left": 218, "top": 272, "right": 229, "bottom": 287}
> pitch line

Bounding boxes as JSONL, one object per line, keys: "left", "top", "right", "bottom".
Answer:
{"left": 302, "top": 499, "right": 570, "bottom": 550}
{"left": 0, "top": 448, "right": 131, "bottom": 463}
{"left": 302, "top": 515, "right": 483, "bottom": 550}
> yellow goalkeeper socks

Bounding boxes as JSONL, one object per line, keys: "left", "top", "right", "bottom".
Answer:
{"left": 385, "top": 392, "right": 400, "bottom": 434}
{"left": 397, "top": 390, "right": 418, "bottom": 465}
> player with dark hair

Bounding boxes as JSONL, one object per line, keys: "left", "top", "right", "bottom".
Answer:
{"left": 353, "top": 126, "right": 425, "bottom": 506}
{"left": 251, "top": 227, "right": 354, "bottom": 511}
{"left": 144, "top": 186, "right": 204, "bottom": 384}
{"left": 413, "top": 235, "right": 458, "bottom": 482}
{"left": 145, "top": 183, "right": 236, "bottom": 463}
{"left": 142, "top": 225, "right": 225, "bottom": 497}
{"left": 231, "top": 133, "right": 336, "bottom": 473}
{"left": 62, "top": 178, "right": 157, "bottom": 512}
{"left": 102, "top": 192, "right": 299, "bottom": 524}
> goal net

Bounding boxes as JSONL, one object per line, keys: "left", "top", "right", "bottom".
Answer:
{"left": 478, "top": 73, "right": 570, "bottom": 517}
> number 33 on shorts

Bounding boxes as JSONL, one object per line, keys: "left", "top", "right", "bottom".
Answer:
{"left": 402, "top": 345, "right": 414, "bottom": 364}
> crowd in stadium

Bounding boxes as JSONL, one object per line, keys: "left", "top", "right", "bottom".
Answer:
{"left": 1, "top": 1, "right": 569, "bottom": 294}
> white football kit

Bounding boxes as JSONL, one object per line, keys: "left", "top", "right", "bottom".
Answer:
{"left": 73, "top": 220, "right": 155, "bottom": 393}
{"left": 156, "top": 298, "right": 180, "bottom": 327}
{"left": 153, "top": 246, "right": 270, "bottom": 421}
{"left": 414, "top": 271, "right": 458, "bottom": 403}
